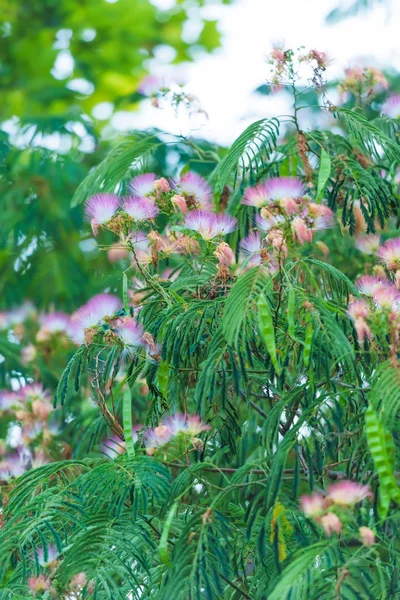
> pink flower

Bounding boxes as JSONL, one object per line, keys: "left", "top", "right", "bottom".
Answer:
{"left": 116, "top": 318, "right": 144, "bottom": 351}
{"left": 359, "top": 526, "right": 375, "bottom": 547}
{"left": 280, "top": 196, "right": 300, "bottom": 215}
{"left": 356, "top": 275, "right": 384, "bottom": 296}
{"left": 347, "top": 300, "right": 370, "bottom": 321}
{"left": 321, "top": 512, "right": 342, "bottom": 536}
{"left": 373, "top": 282, "right": 400, "bottom": 311}
{"left": 242, "top": 182, "right": 270, "bottom": 208}
{"left": 0, "top": 390, "right": 19, "bottom": 411}
{"left": 327, "top": 481, "right": 372, "bottom": 506}
{"left": 255, "top": 213, "right": 285, "bottom": 232}
{"left": 240, "top": 232, "right": 262, "bottom": 255}
{"left": 382, "top": 95, "right": 400, "bottom": 119}
{"left": 154, "top": 177, "right": 170, "bottom": 194}
{"left": 122, "top": 197, "right": 159, "bottom": 221}
{"left": 85, "top": 193, "right": 119, "bottom": 235}
{"left": 171, "top": 194, "right": 188, "bottom": 213}
{"left": 184, "top": 210, "right": 237, "bottom": 240}
{"left": 214, "top": 242, "right": 235, "bottom": 267}
{"left": 264, "top": 177, "right": 305, "bottom": 200}
{"left": 179, "top": 172, "right": 213, "bottom": 210}
{"left": 267, "top": 228, "right": 287, "bottom": 254}
{"left": 19, "top": 383, "right": 51, "bottom": 404}
{"left": 137, "top": 74, "right": 166, "bottom": 97}
{"left": 355, "top": 234, "right": 380, "bottom": 255}
{"left": 28, "top": 574, "right": 51, "bottom": 594}
{"left": 307, "top": 203, "right": 335, "bottom": 230}
{"left": 291, "top": 217, "right": 313, "bottom": 245}
{"left": 37, "top": 544, "right": 58, "bottom": 566}
{"left": 145, "top": 424, "right": 173, "bottom": 455}
{"left": 101, "top": 429, "right": 140, "bottom": 458}
{"left": 300, "top": 492, "right": 325, "bottom": 517}
{"left": 378, "top": 238, "right": 400, "bottom": 271}
{"left": 185, "top": 414, "right": 211, "bottom": 436}
{"left": 128, "top": 173, "right": 157, "bottom": 197}
{"left": 37, "top": 312, "right": 71, "bottom": 341}
{"left": 70, "top": 294, "right": 122, "bottom": 345}
{"left": 144, "top": 414, "right": 210, "bottom": 455}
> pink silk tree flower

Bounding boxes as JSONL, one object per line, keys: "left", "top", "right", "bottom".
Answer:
{"left": 178, "top": 172, "right": 213, "bottom": 210}
{"left": 291, "top": 217, "right": 313, "bottom": 245}
{"left": 242, "top": 182, "right": 271, "bottom": 208}
{"left": 382, "top": 94, "right": 400, "bottom": 119}
{"left": 128, "top": 173, "right": 157, "bottom": 197}
{"left": 356, "top": 275, "right": 385, "bottom": 296}
{"left": 85, "top": 193, "right": 119, "bottom": 235}
{"left": 184, "top": 210, "right": 237, "bottom": 240}
{"left": 240, "top": 231, "right": 262, "bottom": 256}
{"left": 280, "top": 196, "right": 300, "bottom": 215}
{"left": 355, "top": 234, "right": 381, "bottom": 255}
{"left": 37, "top": 312, "right": 71, "bottom": 341}
{"left": 145, "top": 424, "right": 174, "bottom": 455}
{"left": 264, "top": 177, "right": 305, "bottom": 200}
{"left": 185, "top": 414, "right": 211, "bottom": 436}
{"left": 307, "top": 203, "right": 335, "bottom": 230}
{"left": 300, "top": 492, "right": 325, "bottom": 517}
{"left": 359, "top": 526, "right": 375, "bottom": 547}
{"left": 115, "top": 317, "right": 144, "bottom": 351}
{"left": 347, "top": 300, "right": 372, "bottom": 342}
{"left": 154, "top": 177, "right": 170, "bottom": 194}
{"left": 320, "top": 512, "right": 342, "bottom": 536}
{"left": 214, "top": 242, "right": 235, "bottom": 267}
{"left": 255, "top": 213, "right": 285, "bottom": 232}
{"left": 121, "top": 197, "right": 159, "bottom": 221}
{"left": 373, "top": 282, "right": 400, "bottom": 311}
{"left": 327, "top": 480, "right": 372, "bottom": 506}
{"left": 70, "top": 293, "right": 121, "bottom": 345}
{"left": 378, "top": 238, "right": 400, "bottom": 271}
{"left": 171, "top": 194, "right": 188, "bottom": 213}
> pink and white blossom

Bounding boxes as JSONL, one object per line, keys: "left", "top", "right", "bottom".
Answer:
{"left": 121, "top": 197, "right": 159, "bottom": 221}
{"left": 359, "top": 526, "right": 375, "bottom": 547}
{"left": 240, "top": 232, "right": 262, "bottom": 255}
{"left": 382, "top": 95, "right": 400, "bottom": 119}
{"left": 320, "top": 512, "right": 342, "bottom": 536}
{"left": 184, "top": 210, "right": 237, "bottom": 240}
{"left": 242, "top": 182, "right": 271, "bottom": 208}
{"left": 255, "top": 213, "right": 285, "bottom": 232}
{"left": 128, "top": 173, "right": 157, "bottom": 197}
{"left": 355, "top": 234, "right": 380, "bottom": 255}
{"left": 264, "top": 177, "right": 305, "bottom": 200}
{"left": 327, "top": 480, "right": 372, "bottom": 506}
{"left": 70, "top": 294, "right": 122, "bottom": 345}
{"left": 291, "top": 217, "right": 313, "bottom": 245}
{"left": 214, "top": 242, "right": 235, "bottom": 267}
{"left": 378, "top": 238, "right": 400, "bottom": 271}
{"left": 355, "top": 275, "right": 384, "bottom": 296}
{"left": 85, "top": 193, "right": 119, "bottom": 235}
{"left": 300, "top": 492, "right": 325, "bottom": 517}
{"left": 373, "top": 282, "right": 400, "bottom": 311}
{"left": 178, "top": 172, "right": 213, "bottom": 210}
{"left": 116, "top": 318, "right": 144, "bottom": 350}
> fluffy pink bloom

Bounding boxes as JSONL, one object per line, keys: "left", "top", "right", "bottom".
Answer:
{"left": 265, "top": 177, "right": 305, "bottom": 201}
{"left": 242, "top": 182, "right": 270, "bottom": 208}
{"left": 359, "top": 526, "right": 375, "bottom": 547}
{"left": 101, "top": 428, "right": 140, "bottom": 458}
{"left": 355, "top": 234, "right": 380, "bottom": 255}
{"left": 347, "top": 300, "right": 372, "bottom": 342}
{"left": 327, "top": 480, "right": 372, "bottom": 506}
{"left": 145, "top": 414, "right": 210, "bottom": 455}
{"left": 378, "top": 238, "right": 400, "bottom": 271}
{"left": 171, "top": 194, "right": 188, "bottom": 213}
{"left": 154, "top": 177, "right": 170, "bottom": 193}
{"left": 116, "top": 318, "right": 144, "bottom": 350}
{"left": 37, "top": 544, "right": 58, "bottom": 566}
{"left": 356, "top": 275, "right": 384, "bottom": 296}
{"left": 128, "top": 173, "right": 157, "bottom": 197}
{"left": 267, "top": 229, "right": 287, "bottom": 254}
{"left": 137, "top": 74, "right": 165, "bottom": 96}
{"left": 382, "top": 95, "right": 400, "bottom": 119}
{"left": 85, "top": 193, "right": 119, "bottom": 235}
{"left": 321, "top": 512, "right": 342, "bottom": 536}
{"left": 214, "top": 242, "right": 235, "bottom": 267}
{"left": 179, "top": 172, "right": 213, "bottom": 210}
{"left": 240, "top": 232, "right": 262, "bottom": 255}
{"left": 280, "top": 196, "right": 300, "bottom": 215}
{"left": 291, "top": 217, "right": 313, "bottom": 245}
{"left": 70, "top": 294, "right": 121, "bottom": 345}
{"left": 184, "top": 210, "right": 237, "bottom": 240}
{"left": 0, "top": 390, "right": 19, "bottom": 410}
{"left": 19, "top": 383, "right": 51, "bottom": 404}
{"left": 255, "top": 213, "right": 285, "bottom": 232}
{"left": 308, "top": 203, "right": 335, "bottom": 230}
{"left": 145, "top": 424, "right": 173, "bottom": 455}
{"left": 37, "top": 312, "right": 70, "bottom": 341}
{"left": 373, "top": 282, "right": 400, "bottom": 311}
{"left": 300, "top": 492, "right": 325, "bottom": 517}
{"left": 0, "top": 453, "right": 27, "bottom": 479}
{"left": 122, "top": 197, "right": 159, "bottom": 221}
{"left": 28, "top": 574, "right": 51, "bottom": 594}
{"left": 347, "top": 300, "right": 370, "bottom": 321}
{"left": 185, "top": 414, "right": 211, "bottom": 436}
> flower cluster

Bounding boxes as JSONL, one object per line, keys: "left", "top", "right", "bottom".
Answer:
{"left": 349, "top": 237, "right": 400, "bottom": 351}
{"left": 338, "top": 66, "right": 388, "bottom": 104}
{"left": 240, "top": 177, "right": 334, "bottom": 265}
{"left": 267, "top": 46, "right": 329, "bottom": 91}
{"left": 144, "top": 414, "right": 210, "bottom": 456}
{"left": 301, "top": 480, "right": 374, "bottom": 543}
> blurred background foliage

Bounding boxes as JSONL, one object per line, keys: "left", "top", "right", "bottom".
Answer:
{"left": 0, "top": 0, "right": 227, "bottom": 311}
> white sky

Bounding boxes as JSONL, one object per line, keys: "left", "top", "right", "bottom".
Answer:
{"left": 118, "top": 0, "right": 400, "bottom": 145}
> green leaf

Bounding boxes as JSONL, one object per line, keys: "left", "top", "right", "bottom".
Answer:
{"left": 316, "top": 148, "right": 331, "bottom": 201}
{"left": 257, "top": 292, "right": 280, "bottom": 374}
{"left": 123, "top": 386, "right": 135, "bottom": 458}
{"left": 159, "top": 502, "right": 178, "bottom": 567}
